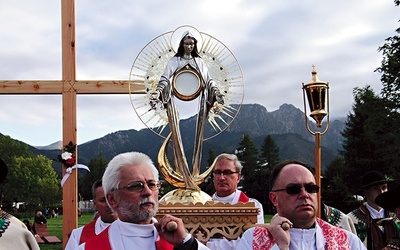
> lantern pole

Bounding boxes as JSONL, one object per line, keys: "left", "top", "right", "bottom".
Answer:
{"left": 302, "top": 65, "right": 330, "bottom": 218}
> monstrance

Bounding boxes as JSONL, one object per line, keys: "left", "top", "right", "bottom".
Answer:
{"left": 129, "top": 25, "right": 244, "bottom": 203}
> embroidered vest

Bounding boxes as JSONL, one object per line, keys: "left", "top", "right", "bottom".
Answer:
{"left": 323, "top": 204, "right": 343, "bottom": 227}
{"left": 79, "top": 219, "right": 97, "bottom": 244}
{"left": 84, "top": 226, "right": 174, "bottom": 250}
{"left": 0, "top": 218, "right": 10, "bottom": 237}
{"left": 252, "top": 217, "right": 351, "bottom": 250}
{"left": 350, "top": 204, "right": 398, "bottom": 250}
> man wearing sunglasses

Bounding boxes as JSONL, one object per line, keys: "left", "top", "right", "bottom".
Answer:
{"left": 77, "top": 152, "right": 210, "bottom": 250}
{"left": 236, "top": 160, "right": 365, "bottom": 249}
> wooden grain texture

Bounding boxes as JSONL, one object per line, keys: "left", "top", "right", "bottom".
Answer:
{"left": 0, "top": 80, "right": 145, "bottom": 94}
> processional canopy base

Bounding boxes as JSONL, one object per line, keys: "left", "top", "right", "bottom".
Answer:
{"left": 156, "top": 201, "right": 259, "bottom": 244}
{"left": 159, "top": 189, "right": 212, "bottom": 205}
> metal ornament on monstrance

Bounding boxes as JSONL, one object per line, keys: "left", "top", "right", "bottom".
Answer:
{"left": 129, "top": 25, "right": 244, "bottom": 204}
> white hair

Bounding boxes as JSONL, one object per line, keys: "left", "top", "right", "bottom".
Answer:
{"left": 102, "top": 152, "right": 159, "bottom": 196}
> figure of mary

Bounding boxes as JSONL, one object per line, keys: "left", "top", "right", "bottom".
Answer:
{"left": 151, "top": 31, "right": 224, "bottom": 190}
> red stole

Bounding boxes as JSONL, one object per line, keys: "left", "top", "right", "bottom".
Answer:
{"left": 213, "top": 191, "right": 250, "bottom": 202}
{"left": 238, "top": 191, "right": 250, "bottom": 202}
{"left": 84, "top": 226, "right": 174, "bottom": 250}
{"left": 85, "top": 227, "right": 111, "bottom": 250}
{"left": 156, "top": 236, "right": 174, "bottom": 250}
{"left": 79, "top": 219, "right": 97, "bottom": 244}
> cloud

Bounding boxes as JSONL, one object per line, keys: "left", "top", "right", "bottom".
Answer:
{"left": 0, "top": 0, "right": 398, "bottom": 145}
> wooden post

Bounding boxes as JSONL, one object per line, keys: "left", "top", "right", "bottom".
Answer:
{"left": 315, "top": 132, "right": 322, "bottom": 218}
{"left": 0, "top": 2, "right": 145, "bottom": 249}
{"left": 61, "top": 0, "right": 77, "bottom": 248}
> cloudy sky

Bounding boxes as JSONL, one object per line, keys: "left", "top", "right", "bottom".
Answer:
{"left": 0, "top": 1, "right": 398, "bottom": 147}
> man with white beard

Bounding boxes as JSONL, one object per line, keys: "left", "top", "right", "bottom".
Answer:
{"left": 76, "top": 152, "right": 209, "bottom": 250}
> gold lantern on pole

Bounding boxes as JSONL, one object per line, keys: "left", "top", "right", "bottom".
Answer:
{"left": 302, "top": 65, "right": 330, "bottom": 218}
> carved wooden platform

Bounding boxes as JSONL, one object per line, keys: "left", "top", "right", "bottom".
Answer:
{"left": 156, "top": 201, "right": 259, "bottom": 243}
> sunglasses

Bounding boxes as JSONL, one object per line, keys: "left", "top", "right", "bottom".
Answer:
{"left": 213, "top": 169, "right": 239, "bottom": 176}
{"left": 117, "top": 181, "right": 161, "bottom": 193}
{"left": 272, "top": 184, "right": 320, "bottom": 195}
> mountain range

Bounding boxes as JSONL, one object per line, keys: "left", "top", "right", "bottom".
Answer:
{"left": 26, "top": 103, "right": 346, "bottom": 176}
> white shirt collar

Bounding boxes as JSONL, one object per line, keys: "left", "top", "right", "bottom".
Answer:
{"left": 366, "top": 203, "right": 385, "bottom": 219}
{"left": 109, "top": 219, "right": 159, "bottom": 250}
{"left": 271, "top": 222, "right": 325, "bottom": 250}
{"left": 96, "top": 217, "right": 112, "bottom": 235}
{"left": 213, "top": 190, "right": 240, "bottom": 204}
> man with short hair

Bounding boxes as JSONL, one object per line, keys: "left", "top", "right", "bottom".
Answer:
{"left": 77, "top": 151, "right": 209, "bottom": 250}
{"left": 207, "top": 153, "right": 264, "bottom": 250}
{"left": 348, "top": 170, "right": 398, "bottom": 250}
{"left": 65, "top": 179, "right": 117, "bottom": 250}
{"left": 236, "top": 160, "right": 365, "bottom": 249}
{"left": 212, "top": 153, "right": 264, "bottom": 224}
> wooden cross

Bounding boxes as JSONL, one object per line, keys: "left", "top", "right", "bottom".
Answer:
{"left": 0, "top": 0, "right": 144, "bottom": 248}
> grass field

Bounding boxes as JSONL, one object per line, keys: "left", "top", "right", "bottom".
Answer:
{"left": 32, "top": 213, "right": 274, "bottom": 250}
{"left": 25, "top": 212, "right": 94, "bottom": 250}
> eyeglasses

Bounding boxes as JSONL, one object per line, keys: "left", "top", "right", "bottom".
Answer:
{"left": 271, "top": 184, "right": 319, "bottom": 195}
{"left": 213, "top": 169, "right": 240, "bottom": 176}
{"left": 117, "top": 181, "right": 161, "bottom": 193}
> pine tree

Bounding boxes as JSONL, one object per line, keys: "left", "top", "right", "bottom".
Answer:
{"left": 199, "top": 148, "right": 216, "bottom": 195}
{"left": 341, "top": 86, "right": 395, "bottom": 192}
{"left": 78, "top": 152, "right": 108, "bottom": 200}
{"left": 259, "top": 135, "right": 280, "bottom": 213}
{"left": 259, "top": 135, "right": 280, "bottom": 169}
{"left": 235, "top": 134, "right": 263, "bottom": 205}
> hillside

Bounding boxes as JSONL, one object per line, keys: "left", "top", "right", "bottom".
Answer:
{"left": 29, "top": 103, "right": 345, "bottom": 175}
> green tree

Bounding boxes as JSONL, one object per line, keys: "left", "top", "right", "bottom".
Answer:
{"left": 376, "top": 19, "right": 400, "bottom": 111}
{"left": 259, "top": 135, "right": 280, "bottom": 169}
{"left": 342, "top": 86, "right": 396, "bottom": 192}
{"left": 374, "top": 6, "right": 400, "bottom": 179}
{"left": 199, "top": 148, "right": 216, "bottom": 195}
{"left": 0, "top": 135, "right": 62, "bottom": 210}
{"left": 3, "top": 154, "right": 61, "bottom": 210}
{"left": 236, "top": 134, "right": 262, "bottom": 205}
{"left": 0, "top": 135, "right": 32, "bottom": 163}
{"left": 322, "top": 155, "right": 359, "bottom": 213}
{"left": 258, "top": 135, "right": 280, "bottom": 213}
{"left": 78, "top": 153, "right": 108, "bottom": 200}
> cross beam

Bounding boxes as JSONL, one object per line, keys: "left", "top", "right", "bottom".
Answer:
{"left": 0, "top": 0, "right": 144, "bottom": 248}
{"left": 0, "top": 80, "right": 143, "bottom": 94}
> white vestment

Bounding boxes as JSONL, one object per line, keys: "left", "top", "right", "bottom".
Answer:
{"left": 235, "top": 221, "right": 366, "bottom": 250}
{"left": 207, "top": 190, "right": 264, "bottom": 250}
{"left": 212, "top": 190, "right": 264, "bottom": 224}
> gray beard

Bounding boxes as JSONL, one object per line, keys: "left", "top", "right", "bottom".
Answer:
{"left": 118, "top": 197, "right": 158, "bottom": 223}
